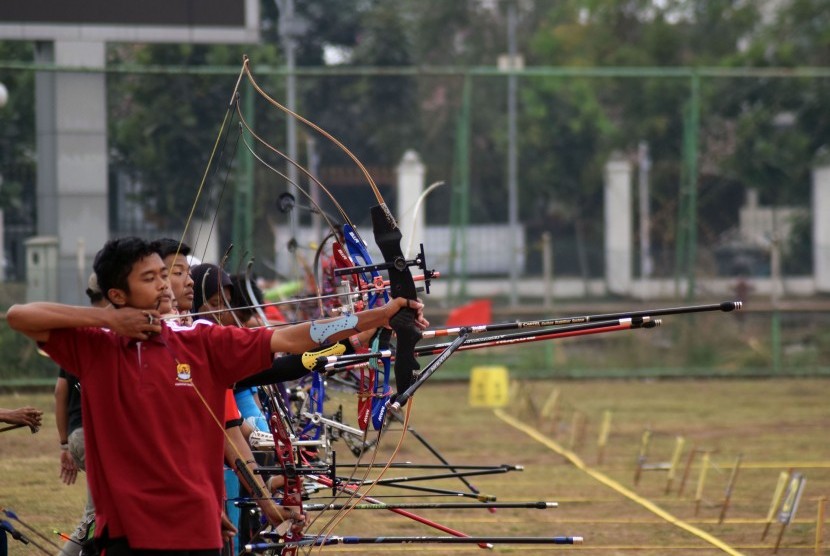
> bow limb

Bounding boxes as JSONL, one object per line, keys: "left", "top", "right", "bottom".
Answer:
{"left": 237, "top": 125, "right": 343, "bottom": 245}
{"left": 218, "top": 245, "right": 245, "bottom": 328}
{"left": 241, "top": 56, "right": 385, "bottom": 209}
{"left": 404, "top": 181, "right": 444, "bottom": 259}
{"left": 235, "top": 98, "right": 354, "bottom": 230}
{"left": 241, "top": 60, "right": 426, "bottom": 396}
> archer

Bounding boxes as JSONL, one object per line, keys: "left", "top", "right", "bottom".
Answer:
{"left": 6, "top": 236, "right": 426, "bottom": 556}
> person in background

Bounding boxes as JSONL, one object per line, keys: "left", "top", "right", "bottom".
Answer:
{"left": 151, "top": 238, "right": 195, "bottom": 326}
{"left": 0, "top": 407, "right": 42, "bottom": 429}
{"left": 54, "top": 273, "right": 109, "bottom": 556}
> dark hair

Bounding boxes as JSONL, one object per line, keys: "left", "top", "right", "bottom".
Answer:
{"left": 230, "top": 273, "right": 263, "bottom": 322}
{"left": 93, "top": 237, "right": 157, "bottom": 303}
{"left": 85, "top": 288, "right": 105, "bottom": 304}
{"left": 151, "top": 238, "right": 191, "bottom": 260}
{"left": 190, "top": 263, "right": 232, "bottom": 312}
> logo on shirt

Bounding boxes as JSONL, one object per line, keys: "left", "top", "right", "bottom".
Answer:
{"left": 175, "top": 363, "right": 193, "bottom": 387}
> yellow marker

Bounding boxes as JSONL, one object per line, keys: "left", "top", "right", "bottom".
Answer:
{"left": 468, "top": 366, "right": 509, "bottom": 408}
{"left": 695, "top": 452, "right": 710, "bottom": 516}
{"left": 666, "top": 436, "right": 686, "bottom": 494}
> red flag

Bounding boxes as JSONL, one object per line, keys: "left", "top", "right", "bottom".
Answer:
{"left": 445, "top": 299, "right": 492, "bottom": 327}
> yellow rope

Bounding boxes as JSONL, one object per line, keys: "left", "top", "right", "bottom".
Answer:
{"left": 494, "top": 408, "right": 745, "bottom": 556}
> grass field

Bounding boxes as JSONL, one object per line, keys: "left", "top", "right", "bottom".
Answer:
{"left": 1, "top": 378, "right": 829, "bottom": 555}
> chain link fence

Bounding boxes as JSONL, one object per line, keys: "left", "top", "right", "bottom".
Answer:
{"left": 1, "top": 63, "right": 828, "bottom": 382}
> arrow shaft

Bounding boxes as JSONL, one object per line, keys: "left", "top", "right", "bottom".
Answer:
{"left": 422, "top": 301, "right": 740, "bottom": 339}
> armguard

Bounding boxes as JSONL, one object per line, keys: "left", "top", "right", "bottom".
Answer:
{"left": 309, "top": 314, "right": 359, "bottom": 345}
{"left": 301, "top": 342, "right": 346, "bottom": 371}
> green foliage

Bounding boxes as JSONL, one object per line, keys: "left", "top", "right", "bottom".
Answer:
{"left": 3, "top": 0, "right": 829, "bottom": 283}
{"left": 107, "top": 43, "right": 282, "bottom": 230}
{"left": 0, "top": 42, "right": 36, "bottom": 212}
{"left": 0, "top": 321, "right": 56, "bottom": 380}
{"left": 783, "top": 213, "right": 812, "bottom": 274}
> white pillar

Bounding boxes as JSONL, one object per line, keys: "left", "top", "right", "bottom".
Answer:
{"left": 396, "top": 150, "right": 426, "bottom": 257}
{"left": 813, "top": 164, "right": 830, "bottom": 292}
{"left": 35, "top": 40, "right": 108, "bottom": 304}
{"left": 604, "top": 153, "right": 633, "bottom": 296}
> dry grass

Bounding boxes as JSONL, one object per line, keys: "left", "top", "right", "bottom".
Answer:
{"left": 2, "top": 378, "right": 829, "bottom": 555}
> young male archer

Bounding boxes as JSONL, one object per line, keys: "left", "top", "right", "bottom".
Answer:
{"left": 7, "top": 236, "right": 427, "bottom": 555}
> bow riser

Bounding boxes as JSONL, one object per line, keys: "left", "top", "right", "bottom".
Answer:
{"left": 370, "top": 205, "right": 421, "bottom": 395}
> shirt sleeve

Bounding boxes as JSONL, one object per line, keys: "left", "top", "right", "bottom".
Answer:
{"left": 203, "top": 325, "right": 274, "bottom": 387}
{"left": 224, "top": 389, "right": 242, "bottom": 428}
{"left": 41, "top": 328, "right": 110, "bottom": 381}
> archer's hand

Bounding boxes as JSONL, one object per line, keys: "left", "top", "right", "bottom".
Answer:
{"left": 220, "top": 510, "right": 237, "bottom": 541}
{"left": 106, "top": 308, "right": 163, "bottom": 340}
{"left": 383, "top": 298, "right": 429, "bottom": 330}
{"left": 262, "top": 502, "right": 306, "bottom": 534}
{"left": 0, "top": 406, "right": 42, "bottom": 428}
{"left": 60, "top": 450, "right": 79, "bottom": 485}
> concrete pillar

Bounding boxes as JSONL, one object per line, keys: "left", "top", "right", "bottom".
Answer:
{"left": 604, "top": 153, "right": 633, "bottom": 296}
{"left": 813, "top": 164, "right": 830, "bottom": 292}
{"left": 396, "top": 150, "right": 426, "bottom": 257}
{"left": 35, "top": 40, "right": 108, "bottom": 304}
{"left": 25, "top": 236, "right": 59, "bottom": 302}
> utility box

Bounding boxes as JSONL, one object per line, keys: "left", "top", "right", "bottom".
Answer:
{"left": 25, "top": 236, "right": 59, "bottom": 302}
{"left": 469, "top": 366, "right": 510, "bottom": 408}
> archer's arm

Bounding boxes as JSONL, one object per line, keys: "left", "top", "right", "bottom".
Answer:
{"left": 6, "top": 302, "right": 162, "bottom": 343}
{"left": 54, "top": 375, "right": 79, "bottom": 485}
{"left": 54, "top": 376, "right": 70, "bottom": 446}
{"left": 268, "top": 297, "right": 427, "bottom": 354}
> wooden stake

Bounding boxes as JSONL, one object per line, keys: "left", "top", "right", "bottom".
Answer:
{"left": 540, "top": 388, "right": 560, "bottom": 420}
{"left": 694, "top": 452, "right": 710, "bottom": 517}
{"left": 634, "top": 429, "right": 651, "bottom": 486}
{"left": 762, "top": 470, "right": 791, "bottom": 541}
{"left": 596, "top": 410, "right": 612, "bottom": 465}
{"left": 677, "top": 444, "right": 698, "bottom": 497}
{"left": 665, "top": 436, "right": 685, "bottom": 494}
{"left": 718, "top": 453, "right": 742, "bottom": 524}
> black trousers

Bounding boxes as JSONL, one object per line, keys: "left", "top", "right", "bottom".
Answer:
{"left": 94, "top": 537, "right": 220, "bottom": 556}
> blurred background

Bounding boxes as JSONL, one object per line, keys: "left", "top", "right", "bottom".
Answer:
{"left": 1, "top": 0, "right": 829, "bottom": 382}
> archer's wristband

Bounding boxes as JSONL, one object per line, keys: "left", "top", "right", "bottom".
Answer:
{"left": 309, "top": 314, "right": 359, "bottom": 345}
{"left": 60, "top": 443, "right": 69, "bottom": 451}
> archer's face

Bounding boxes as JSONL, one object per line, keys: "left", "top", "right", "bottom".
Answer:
{"left": 164, "top": 253, "right": 194, "bottom": 311}
{"left": 200, "top": 287, "right": 236, "bottom": 326}
{"left": 110, "top": 254, "right": 170, "bottom": 311}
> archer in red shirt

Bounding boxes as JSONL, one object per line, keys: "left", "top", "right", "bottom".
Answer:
{"left": 7, "top": 237, "right": 427, "bottom": 555}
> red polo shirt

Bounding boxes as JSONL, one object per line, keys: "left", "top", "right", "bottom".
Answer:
{"left": 41, "top": 320, "right": 273, "bottom": 550}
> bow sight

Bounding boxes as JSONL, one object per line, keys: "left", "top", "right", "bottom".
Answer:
{"left": 333, "top": 242, "right": 435, "bottom": 295}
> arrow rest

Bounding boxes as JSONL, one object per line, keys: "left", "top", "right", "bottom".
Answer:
{"left": 333, "top": 242, "right": 435, "bottom": 295}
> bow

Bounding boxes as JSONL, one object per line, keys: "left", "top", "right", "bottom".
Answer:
{"left": 179, "top": 56, "right": 462, "bottom": 551}
{"left": 238, "top": 55, "right": 429, "bottom": 398}
{"left": 262, "top": 386, "right": 305, "bottom": 556}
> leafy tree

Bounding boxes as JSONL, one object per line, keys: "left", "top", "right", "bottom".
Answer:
{"left": 519, "top": 0, "right": 763, "bottom": 275}
{"left": 0, "top": 42, "right": 36, "bottom": 211}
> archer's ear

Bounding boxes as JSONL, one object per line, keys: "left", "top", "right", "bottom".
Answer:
{"left": 107, "top": 288, "right": 127, "bottom": 308}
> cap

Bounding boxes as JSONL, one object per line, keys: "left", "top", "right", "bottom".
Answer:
{"left": 190, "top": 263, "right": 232, "bottom": 313}
{"left": 87, "top": 272, "right": 101, "bottom": 294}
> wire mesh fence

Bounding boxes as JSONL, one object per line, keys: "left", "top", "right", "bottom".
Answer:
{"left": 0, "top": 62, "right": 828, "bottom": 381}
